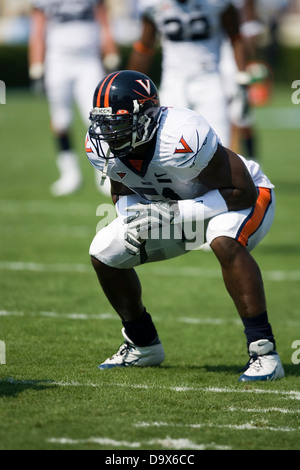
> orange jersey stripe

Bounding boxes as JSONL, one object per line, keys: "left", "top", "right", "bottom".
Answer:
{"left": 237, "top": 187, "right": 272, "bottom": 247}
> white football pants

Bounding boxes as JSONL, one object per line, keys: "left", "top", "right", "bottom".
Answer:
{"left": 89, "top": 189, "right": 275, "bottom": 269}
{"left": 159, "top": 71, "right": 231, "bottom": 148}
{"left": 45, "top": 52, "right": 105, "bottom": 133}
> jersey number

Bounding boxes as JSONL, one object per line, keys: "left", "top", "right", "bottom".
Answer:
{"left": 163, "top": 14, "right": 211, "bottom": 42}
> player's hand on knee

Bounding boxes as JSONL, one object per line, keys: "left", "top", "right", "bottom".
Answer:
{"left": 124, "top": 202, "right": 177, "bottom": 235}
{"left": 123, "top": 225, "right": 142, "bottom": 256}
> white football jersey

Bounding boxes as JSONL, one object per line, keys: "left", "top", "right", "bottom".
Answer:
{"left": 85, "top": 107, "right": 273, "bottom": 202}
{"left": 32, "top": 0, "right": 103, "bottom": 54}
{"left": 137, "top": 0, "right": 232, "bottom": 75}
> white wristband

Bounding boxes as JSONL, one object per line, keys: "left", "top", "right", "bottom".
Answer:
{"left": 29, "top": 63, "right": 44, "bottom": 80}
{"left": 175, "top": 190, "right": 228, "bottom": 224}
{"left": 103, "top": 53, "right": 121, "bottom": 72}
{"left": 236, "top": 71, "right": 251, "bottom": 86}
{"left": 240, "top": 20, "right": 264, "bottom": 38}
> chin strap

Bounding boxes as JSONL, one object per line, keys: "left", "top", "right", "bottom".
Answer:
{"left": 100, "top": 147, "right": 111, "bottom": 186}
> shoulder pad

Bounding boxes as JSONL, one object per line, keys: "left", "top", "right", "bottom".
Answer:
{"left": 158, "top": 108, "right": 213, "bottom": 169}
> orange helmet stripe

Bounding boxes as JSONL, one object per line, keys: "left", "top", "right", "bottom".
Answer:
{"left": 104, "top": 72, "right": 121, "bottom": 108}
{"left": 96, "top": 72, "right": 119, "bottom": 108}
{"left": 96, "top": 74, "right": 112, "bottom": 107}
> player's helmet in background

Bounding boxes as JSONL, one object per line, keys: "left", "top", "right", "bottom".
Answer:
{"left": 89, "top": 70, "right": 161, "bottom": 158}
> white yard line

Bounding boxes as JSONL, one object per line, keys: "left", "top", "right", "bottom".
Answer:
{"left": 48, "top": 437, "right": 140, "bottom": 448}
{"left": 40, "top": 311, "right": 116, "bottom": 320}
{"left": 0, "top": 225, "right": 92, "bottom": 238}
{"left": 47, "top": 436, "right": 231, "bottom": 450}
{"left": 0, "top": 309, "right": 239, "bottom": 325}
{"left": 1, "top": 260, "right": 300, "bottom": 282}
{"left": 2, "top": 378, "right": 300, "bottom": 401}
{"left": 2, "top": 308, "right": 299, "bottom": 328}
{"left": 0, "top": 261, "right": 92, "bottom": 273}
{"left": 0, "top": 199, "right": 94, "bottom": 216}
{"left": 135, "top": 421, "right": 300, "bottom": 433}
{"left": 0, "top": 310, "right": 116, "bottom": 320}
{"left": 228, "top": 406, "right": 300, "bottom": 415}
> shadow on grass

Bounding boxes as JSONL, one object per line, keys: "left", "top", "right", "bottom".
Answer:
{"left": 0, "top": 378, "right": 56, "bottom": 397}
{"left": 281, "top": 363, "right": 300, "bottom": 377}
{"left": 160, "top": 364, "right": 239, "bottom": 374}
{"left": 160, "top": 362, "right": 300, "bottom": 378}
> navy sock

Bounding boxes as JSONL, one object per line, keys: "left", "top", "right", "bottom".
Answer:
{"left": 242, "top": 311, "right": 275, "bottom": 350}
{"left": 122, "top": 310, "right": 158, "bottom": 347}
{"left": 56, "top": 134, "right": 72, "bottom": 152}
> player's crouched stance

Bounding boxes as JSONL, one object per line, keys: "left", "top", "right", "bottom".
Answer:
{"left": 86, "top": 70, "right": 285, "bottom": 382}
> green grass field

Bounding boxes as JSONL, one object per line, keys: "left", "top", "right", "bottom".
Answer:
{"left": 0, "top": 84, "right": 299, "bottom": 451}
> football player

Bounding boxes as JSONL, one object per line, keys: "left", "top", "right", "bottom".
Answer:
{"left": 221, "top": 0, "right": 291, "bottom": 158}
{"left": 29, "top": 0, "right": 119, "bottom": 196}
{"left": 85, "top": 70, "right": 284, "bottom": 382}
{"left": 128, "top": 0, "right": 250, "bottom": 149}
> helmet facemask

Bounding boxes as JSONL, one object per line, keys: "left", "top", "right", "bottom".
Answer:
{"left": 89, "top": 107, "right": 133, "bottom": 157}
{"left": 89, "top": 100, "right": 162, "bottom": 158}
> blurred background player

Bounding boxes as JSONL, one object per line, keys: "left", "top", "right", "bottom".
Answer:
{"left": 220, "top": 0, "right": 292, "bottom": 160}
{"left": 128, "top": 0, "right": 249, "bottom": 149}
{"left": 220, "top": 0, "right": 259, "bottom": 159}
{"left": 28, "top": 0, "right": 119, "bottom": 197}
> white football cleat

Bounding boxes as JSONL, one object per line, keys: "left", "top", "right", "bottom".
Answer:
{"left": 238, "top": 339, "right": 285, "bottom": 382}
{"left": 98, "top": 328, "right": 165, "bottom": 370}
{"left": 51, "top": 151, "right": 82, "bottom": 197}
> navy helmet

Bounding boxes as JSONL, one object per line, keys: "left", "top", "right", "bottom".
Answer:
{"left": 89, "top": 70, "right": 161, "bottom": 158}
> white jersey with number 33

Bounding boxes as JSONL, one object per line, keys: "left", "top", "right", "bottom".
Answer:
{"left": 138, "top": 0, "right": 231, "bottom": 76}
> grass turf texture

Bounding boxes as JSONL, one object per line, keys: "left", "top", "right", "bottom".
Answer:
{"left": 0, "top": 85, "right": 299, "bottom": 450}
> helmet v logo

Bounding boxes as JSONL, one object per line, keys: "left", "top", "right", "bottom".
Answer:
{"left": 135, "top": 79, "right": 151, "bottom": 95}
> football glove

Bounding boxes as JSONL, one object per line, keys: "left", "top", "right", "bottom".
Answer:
{"left": 234, "top": 71, "right": 252, "bottom": 123}
{"left": 122, "top": 191, "right": 228, "bottom": 255}
{"left": 29, "top": 63, "right": 45, "bottom": 96}
{"left": 123, "top": 202, "right": 179, "bottom": 255}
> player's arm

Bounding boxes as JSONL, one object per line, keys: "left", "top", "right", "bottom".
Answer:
{"left": 239, "top": 0, "right": 263, "bottom": 58}
{"left": 123, "top": 144, "right": 257, "bottom": 253}
{"left": 111, "top": 180, "right": 135, "bottom": 205}
{"left": 198, "top": 144, "right": 258, "bottom": 211}
{"left": 28, "top": 8, "right": 46, "bottom": 83}
{"left": 221, "top": 3, "right": 248, "bottom": 75}
{"left": 94, "top": 1, "right": 120, "bottom": 72}
{"left": 127, "top": 16, "right": 157, "bottom": 74}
